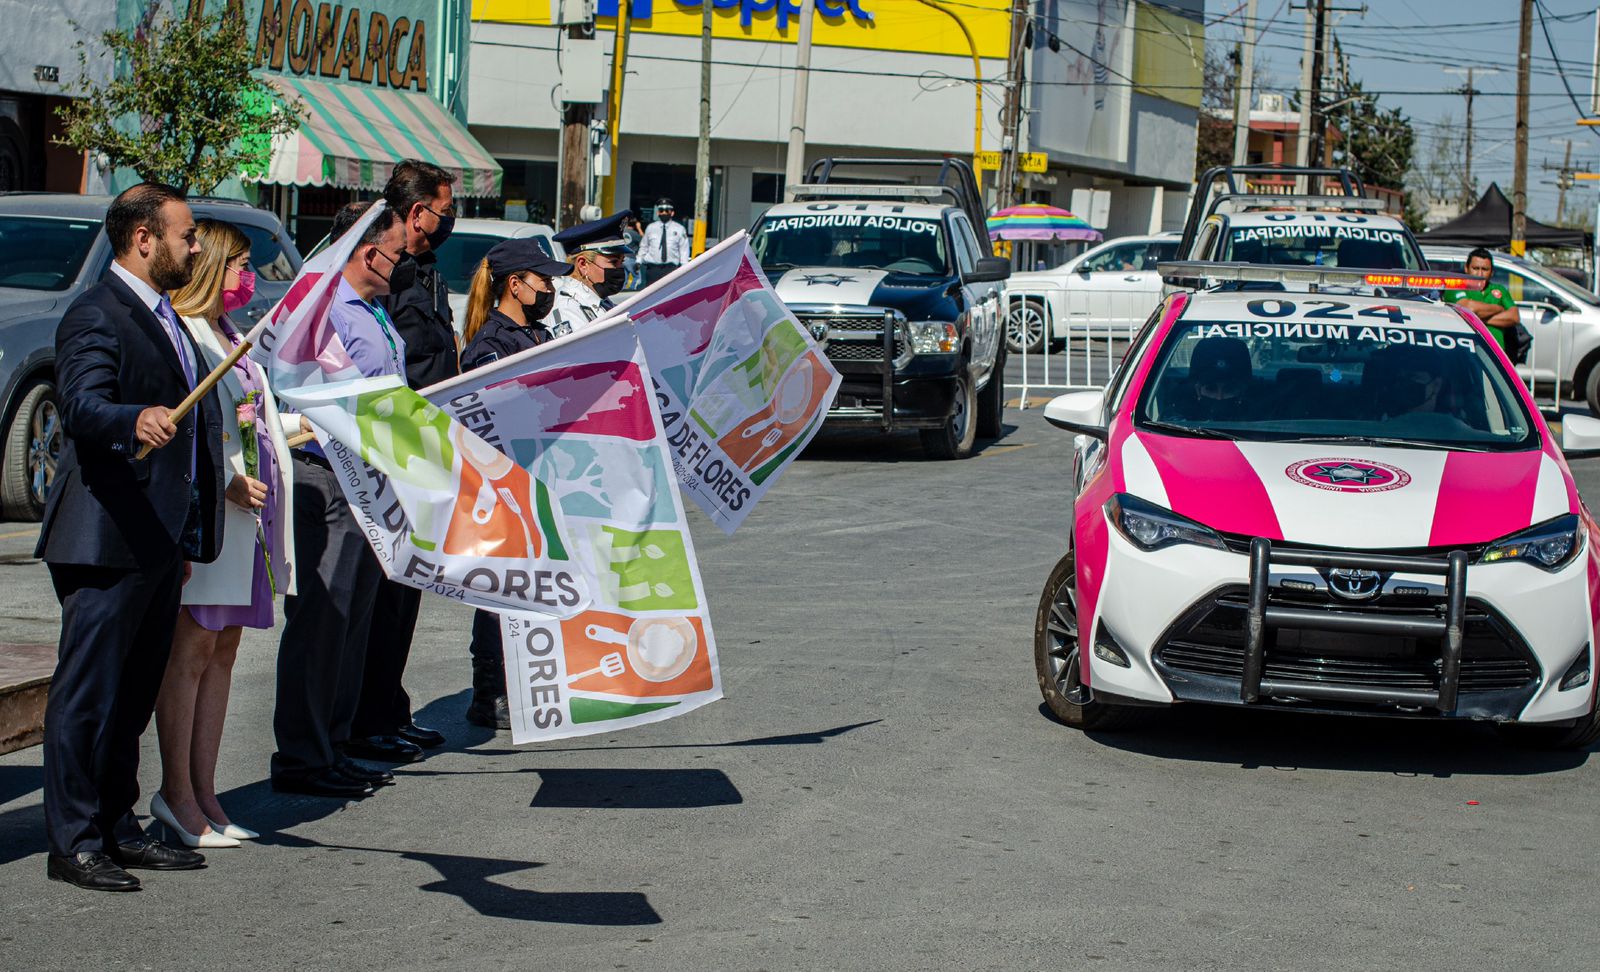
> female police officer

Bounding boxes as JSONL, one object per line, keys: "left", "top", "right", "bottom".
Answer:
{"left": 458, "top": 237, "right": 572, "bottom": 728}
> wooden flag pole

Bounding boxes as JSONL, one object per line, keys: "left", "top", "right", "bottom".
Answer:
{"left": 285, "top": 430, "right": 316, "bottom": 448}
{"left": 134, "top": 339, "right": 253, "bottom": 459}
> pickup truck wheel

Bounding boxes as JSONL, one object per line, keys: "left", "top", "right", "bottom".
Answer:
{"left": 1494, "top": 707, "right": 1600, "bottom": 750}
{"left": 1034, "top": 551, "right": 1147, "bottom": 731}
{"left": 920, "top": 372, "right": 977, "bottom": 459}
{"left": 2, "top": 381, "right": 60, "bottom": 521}
{"left": 976, "top": 349, "right": 1006, "bottom": 439}
{"left": 1005, "top": 299, "right": 1047, "bottom": 355}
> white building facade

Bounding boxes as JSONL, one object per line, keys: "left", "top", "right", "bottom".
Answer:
{"left": 467, "top": 0, "right": 1202, "bottom": 238}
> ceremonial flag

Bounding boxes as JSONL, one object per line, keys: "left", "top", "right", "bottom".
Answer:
{"left": 612, "top": 233, "right": 841, "bottom": 534}
{"left": 425, "top": 318, "right": 720, "bottom": 742}
{"left": 247, "top": 202, "right": 590, "bottom": 618}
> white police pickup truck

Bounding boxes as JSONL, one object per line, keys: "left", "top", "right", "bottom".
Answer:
{"left": 752, "top": 160, "right": 1011, "bottom": 459}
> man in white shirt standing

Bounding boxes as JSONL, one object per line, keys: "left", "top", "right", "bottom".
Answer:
{"left": 638, "top": 197, "right": 690, "bottom": 286}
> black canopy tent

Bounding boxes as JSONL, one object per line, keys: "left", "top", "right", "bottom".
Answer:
{"left": 1418, "top": 183, "right": 1590, "bottom": 249}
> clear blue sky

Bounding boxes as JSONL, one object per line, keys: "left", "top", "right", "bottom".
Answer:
{"left": 1207, "top": 0, "right": 1600, "bottom": 223}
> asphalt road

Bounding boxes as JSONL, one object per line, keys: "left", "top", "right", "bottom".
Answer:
{"left": 2, "top": 403, "right": 1599, "bottom": 971}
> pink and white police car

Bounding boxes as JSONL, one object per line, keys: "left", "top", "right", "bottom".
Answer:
{"left": 1035, "top": 266, "right": 1600, "bottom": 748}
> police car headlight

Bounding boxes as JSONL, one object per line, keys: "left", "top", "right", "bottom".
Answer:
{"left": 1479, "top": 514, "right": 1583, "bottom": 571}
{"left": 1105, "top": 493, "right": 1227, "bottom": 552}
{"left": 905, "top": 320, "right": 959, "bottom": 354}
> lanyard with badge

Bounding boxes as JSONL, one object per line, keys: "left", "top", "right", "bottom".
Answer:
{"left": 369, "top": 300, "right": 403, "bottom": 373}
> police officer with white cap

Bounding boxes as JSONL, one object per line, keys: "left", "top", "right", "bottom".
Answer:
{"left": 547, "top": 210, "right": 633, "bottom": 337}
{"left": 638, "top": 197, "right": 690, "bottom": 286}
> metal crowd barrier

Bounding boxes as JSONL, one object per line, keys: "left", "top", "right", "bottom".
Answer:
{"left": 1001, "top": 284, "right": 1146, "bottom": 407}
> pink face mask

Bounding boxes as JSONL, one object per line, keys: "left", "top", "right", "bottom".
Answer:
{"left": 222, "top": 268, "right": 256, "bottom": 314}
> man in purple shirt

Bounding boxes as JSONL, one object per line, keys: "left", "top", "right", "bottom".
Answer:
{"left": 271, "top": 204, "right": 416, "bottom": 798}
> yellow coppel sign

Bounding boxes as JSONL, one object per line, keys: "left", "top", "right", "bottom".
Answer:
{"left": 472, "top": 0, "right": 1010, "bottom": 60}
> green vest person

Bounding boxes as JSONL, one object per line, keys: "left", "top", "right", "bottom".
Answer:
{"left": 1440, "top": 247, "right": 1519, "bottom": 351}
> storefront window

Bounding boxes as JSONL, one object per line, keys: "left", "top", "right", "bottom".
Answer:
{"left": 462, "top": 159, "right": 557, "bottom": 225}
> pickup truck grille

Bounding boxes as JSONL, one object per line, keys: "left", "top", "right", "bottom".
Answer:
{"left": 796, "top": 313, "right": 901, "bottom": 362}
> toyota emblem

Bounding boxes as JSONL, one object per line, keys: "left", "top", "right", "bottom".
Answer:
{"left": 1326, "top": 568, "right": 1384, "bottom": 601}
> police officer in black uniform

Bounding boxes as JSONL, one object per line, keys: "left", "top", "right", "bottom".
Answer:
{"left": 458, "top": 238, "right": 572, "bottom": 727}
{"left": 347, "top": 159, "right": 459, "bottom": 762}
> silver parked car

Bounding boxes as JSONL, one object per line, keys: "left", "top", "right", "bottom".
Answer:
{"left": 1422, "top": 245, "right": 1600, "bottom": 413}
{"left": 0, "top": 193, "right": 302, "bottom": 520}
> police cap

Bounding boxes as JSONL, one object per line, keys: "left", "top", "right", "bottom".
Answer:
{"left": 552, "top": 210, "right": 635, "bottom": 256}
{"left": 486, "top": 237, "right": 571, "bottom": 281}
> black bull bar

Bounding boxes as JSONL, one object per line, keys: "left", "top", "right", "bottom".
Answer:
{"left": 1243, "top": 539, "right": 1470, "bottom": 712}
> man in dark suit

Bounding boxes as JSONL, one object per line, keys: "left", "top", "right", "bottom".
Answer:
{"left": 37, "top": 182, "right": 226, "bottom": 892}
{"left": 347, "top": 159, "right": 459, "bottom": 762}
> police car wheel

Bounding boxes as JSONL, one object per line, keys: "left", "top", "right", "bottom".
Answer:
{"left": 1034, "top": 551, "right": 1147, "bottom": 731}
{"left": 1, "top": 380, "right": 58, "bottom": 521}
{"left": 920, "top": 373, "right": 977, "bottom": 460}
{"left": 1493, "top": 706, "right": 1600, "bottom": 751}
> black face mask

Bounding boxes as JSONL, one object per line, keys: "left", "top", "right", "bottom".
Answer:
{"left": 515, "top": 277, "right": 555, "bottom": 322}
{"left": 425, "top": 214, "right": 456, "bottom": 251}
{"left": 376, "top": 249, "right": 418, "bottom": 294}
{"left": 597, "top": 264, "right": 628, "bottom": 298}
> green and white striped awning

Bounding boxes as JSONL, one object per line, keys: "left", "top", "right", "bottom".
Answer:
{"left": 250, "top": 74, "right": 501, "bottom": 198}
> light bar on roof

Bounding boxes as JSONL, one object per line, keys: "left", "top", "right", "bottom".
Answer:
{"left": 1210, "top": 194, "right": 1389, "bottom": 213}
{"left": 1158, "top": 261, "right": 1483, "bottom": 291}
{"left": 787, "top": 184, "right": 955, "bottom": 202}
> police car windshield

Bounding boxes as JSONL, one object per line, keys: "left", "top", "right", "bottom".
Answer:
{"left": 1224, "top": 217, "right": 1423, "bottom": 271}
{"left": 752, "top": 212, "right": 949, "bottom": 275}
{"left": 1136, "top": 313, "right": 1537, "bottom": 451}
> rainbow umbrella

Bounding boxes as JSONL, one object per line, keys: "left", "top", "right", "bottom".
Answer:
{"left": 985, "top": 204, "right": 1102, "bottom": 242}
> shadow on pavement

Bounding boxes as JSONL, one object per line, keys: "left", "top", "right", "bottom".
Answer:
{"left": 264, "top": 832, "right": 661, "bottom": 925}
{"left": 0, "top": 800, "right": 43, "bottom": 866}
{"left": 0, "top": 762, "right": 42, "bottom": 805}
{"left": 412, "top": 688, "right": 498, "bottom": 753}
{"left": 459, "top": 718, "right": 881, "bottom": 757}
{"left": 1057, "top": 703, "right": 1594, "bottom": 777}
{"left": 529, "top": 767, "right": 742, "bottom": 809}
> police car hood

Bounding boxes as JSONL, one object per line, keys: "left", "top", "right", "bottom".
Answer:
{"left": 1121, "top": 432, "right": 1573, "bottom": 549}
{"left": 771, "top": 268, "right": 962, "bottom": 322}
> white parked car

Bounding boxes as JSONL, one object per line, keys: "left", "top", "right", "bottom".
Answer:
{"left": 432, "top": 218, "right": 563, "bottom": 332}
{"left": 1002, "top": 233, "right": 1180, "bottom": 354}
{"left": 1422, "top": 245, "right": 1600, "bottom": 413}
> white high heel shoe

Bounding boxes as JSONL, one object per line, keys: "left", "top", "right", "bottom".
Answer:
{"left": 204, "top": 814, "right": 259, "bottom": 841}
{"left": 150, "top": 792, "right": 240, "bottom": 849}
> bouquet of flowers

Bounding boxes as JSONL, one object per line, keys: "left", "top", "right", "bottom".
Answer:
{"left": 235, "top": 391, "right": 276, "bottom": 594}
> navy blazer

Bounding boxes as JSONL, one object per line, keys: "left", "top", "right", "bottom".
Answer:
{"left": 35, "top": 272, "right": 226, "bottom": 570}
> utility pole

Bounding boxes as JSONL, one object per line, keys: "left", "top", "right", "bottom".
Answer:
{"left": 1512, "top": 0, "right": 1533, "bottom": 256}
{"left": 1462, "top": 68, "right": 1477, "bottom": 207}
{"left": 557, "top": 24, "right": 593, "bottom": 230}
{"left": 600, "top": 0, "right": 633, "bottom": 214}
{"left": 783, "top": 0, "right": 816, "bottom": 196}
{"left": 1558, "top": 139, "right": 1574, "bottom": 225}
{"left": 995, "top": 0, "right": 1028, "bottom": 210}
{"left": 1293, "top": 3, "right": 1314, "bottom": 192}
{"left": 1232, "top": 0, "right": 1258, "bottom": 166}
{"left": 1306, "top": 0, "right": 1328, "bottom": 172}
{"left": 692, "top": 0, "right": 713, "bottom": 256}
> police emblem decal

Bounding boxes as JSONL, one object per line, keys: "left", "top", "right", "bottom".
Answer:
{"left": 1285, "top": 457, "right": 1411, "bottom": 493}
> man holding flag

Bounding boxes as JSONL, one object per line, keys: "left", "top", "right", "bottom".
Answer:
{"left": 269, "top": 205, "right": 411, "bottom": 799}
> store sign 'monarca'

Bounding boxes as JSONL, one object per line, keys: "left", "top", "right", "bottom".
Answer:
{"left": 252, "top": 0, "right": 428, "bottom": 91}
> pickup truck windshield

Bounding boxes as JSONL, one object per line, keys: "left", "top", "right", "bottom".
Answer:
{"left": 1224, "top": 219, "right": 1423, "bottom": 270}
{"left": 753, "top": 213, "right": 949, "bottom": 275}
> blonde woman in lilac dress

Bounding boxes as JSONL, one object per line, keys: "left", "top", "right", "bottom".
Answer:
{"left": 151, "top": 220, "right": 297, "bottom": 847}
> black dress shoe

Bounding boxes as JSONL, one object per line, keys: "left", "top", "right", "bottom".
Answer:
{"left": 47, "top": 852, "right": 141, "bottom": 891}
{"left": 113, "top": 837, "right": 205, "bottom": 871}
{"left": 271, "top": 769, "right": 375, "bottom": 798}
{"left": 396, "top": 721, "right": 446, "bottom": 749}
{"left": 336, "top": 757, "right": 395, "bottom": 786}
{"left": 466, "top": 694, "right": 511, "bottom": 730}
{"left": 342, "top": 735, "right": 424, "bottom": 763}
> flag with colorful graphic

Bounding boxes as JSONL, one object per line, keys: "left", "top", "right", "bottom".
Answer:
{"left": 425, "top": 318, "right": 719, "bottom": 742}
{"left": 246, "top": 201, "right": 590, "bottom": 618}
{"left": 612, "top": 232, "right": 841, "bottom": 534}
